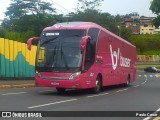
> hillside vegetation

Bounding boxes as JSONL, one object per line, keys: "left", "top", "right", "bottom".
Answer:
{"left": 130, "top": 34, "right": 160, "bottom": 55}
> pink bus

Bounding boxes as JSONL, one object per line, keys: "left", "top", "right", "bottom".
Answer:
{"left": 27, "top": 22, "right": 136, "bottom": 93}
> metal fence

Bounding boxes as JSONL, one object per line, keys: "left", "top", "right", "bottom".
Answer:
{"left": 0, "top": 38, "right": 37, "bottom": 78}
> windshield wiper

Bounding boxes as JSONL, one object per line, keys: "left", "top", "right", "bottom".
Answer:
{"left": 41, "top": 36, "right": 58, "bottom": 46}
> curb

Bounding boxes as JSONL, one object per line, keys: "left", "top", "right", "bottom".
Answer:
{"left": 0, "top": 84, "right": 35, "bottom": 89}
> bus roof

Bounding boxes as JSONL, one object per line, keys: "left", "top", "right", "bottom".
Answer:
{"left": 43, "top": 22, "right": 135, "bottom": 48}
{"left": 43, "top": 22, "right": 100, "bottom": 31}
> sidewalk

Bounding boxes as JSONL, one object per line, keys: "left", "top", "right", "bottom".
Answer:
{"left": 0, "top": 79, "right": 35, "bottom": 89}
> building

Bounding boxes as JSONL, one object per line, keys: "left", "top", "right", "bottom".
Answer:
{"left": 129, "top": 12, "right": 140, "bottom": 19}
{"left": 140, "top": 25, "right": 155, "bottom": 34}
{"left": 123, "top": 12, "right": 140, "bottom": 34}
{"left": 154, "top": 28, "right": 160, "bottom": 34}
{"left": 140, "top": 17, "right": 156, "bottom": 34}
{"left": 122, "top": 14, "right": 160, "bottom": 35}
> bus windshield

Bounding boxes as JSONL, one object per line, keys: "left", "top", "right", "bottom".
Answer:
{"left": 36, "top": 29, "right": 86, "bottom": 72}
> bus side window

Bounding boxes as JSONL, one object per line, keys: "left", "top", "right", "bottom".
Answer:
{"left": 84, "top": 41, "right": 92, "bottom": 70}
{"left": 88, "top": 28, "right": 100, "bottom": 62}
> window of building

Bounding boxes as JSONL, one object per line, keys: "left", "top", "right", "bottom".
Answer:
{"left": 144, "top": 24, "right": 148, "bottom": 27}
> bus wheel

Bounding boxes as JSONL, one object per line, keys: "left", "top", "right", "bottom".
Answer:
{"left": 56, "top": 88, "right": 66, "bottom": 93}
{"left": 125, "top": 75, "right": 130, "bottom": 87}
{"left": 93, "top": 76, "right": 102, "bottom": 94}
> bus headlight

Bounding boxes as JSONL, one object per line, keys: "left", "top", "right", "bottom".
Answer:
{"left": 69, "top": 72, "right": 81, "bottom": 80}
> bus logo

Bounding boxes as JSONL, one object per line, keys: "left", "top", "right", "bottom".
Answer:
{"left": 110, "top": 44, "right": 131, "bottom": 70}
{"left": 110, "top": 44, "right": 120, "bottom": 70}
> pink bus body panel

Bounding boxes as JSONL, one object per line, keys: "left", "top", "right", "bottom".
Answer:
{"left": 35, "top": 22, "right": 136, "bottom": 89}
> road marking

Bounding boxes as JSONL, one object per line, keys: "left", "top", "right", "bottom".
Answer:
{"left": 144, "top": 75, "right": 147, "bottom": 77}
{"left": 116, "top": 89, "right": 128, "bottom": 93}
{"left": 87, "top": 93, "right": 109, "bottom": 98}
{"left": 28, "top": 99, "right": 77, "bottom": 109}
{"left": 141, "top": 81, "right": 147, "bottom": 85}
{"left": 143, "top": 108, "right": 160, "bottom": 120}
{"left": 133, "top": 85, "right": 140, "bottom": 88}
{"left": 1, "top": 92, "right": 27, "bottom": 96}
{"left": 149, "top": 75, "right": 153, "bottom": 77}
{"left": 139, "top": 75, "right": 142, "bottom": 77}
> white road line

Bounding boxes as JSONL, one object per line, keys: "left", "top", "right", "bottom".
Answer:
{"left": 87, "top": 93, "right": 109, "bottom": 98}
{"left": 1, "top": 92, "right": 27, "bottom": 96}
{"left": 133, "top": 85, "right": 140, "bottom": 88}
{"left": 141, "top": 81, "right": 147, "bottom": 85}
{"left": 143, "top": 108, "right": 160, "bottom": 120}
{"left": 28, "top": 99, "right": 77, "bottom": 109}
{"left": 144, "top": 75, "right": 147, "bottom": 77}
{"left": 150, "top": 75, "right": 153, "bottom": 77}
{"left": 116, "top": 89, "right": 128, "bottom": 93}
{"left": 139, "top": 75, "right": 142, "bottom": 77}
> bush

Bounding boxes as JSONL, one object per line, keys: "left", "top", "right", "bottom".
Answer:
{"left": 143, "top": 51, "right": 160, "bottom": 55}
{"left": 5, "top": 31, "right": 35, "bottom": 43}
{"left": 0, "top": 28, "right": 6, "bottom": 38}
{"left": 130, "top": 34, "right": 160, "bottom": 55}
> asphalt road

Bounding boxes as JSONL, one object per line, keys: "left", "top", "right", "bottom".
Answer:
{"left": 0, "top": 71, "right": 160, "bottom": 120}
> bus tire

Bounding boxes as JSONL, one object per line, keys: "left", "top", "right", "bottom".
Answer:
{"left": 125, "top": 75, "right": 130, "bottom": 87}
{"left": 56, "top": 88, "right": 66, "bottom": 93}
{"left": 93, "top": 76, "right": 102, "bottom": 94}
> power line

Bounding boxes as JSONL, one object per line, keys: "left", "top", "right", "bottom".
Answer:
{"left": 50, "top": 0, "right": 71, "bottom": 13}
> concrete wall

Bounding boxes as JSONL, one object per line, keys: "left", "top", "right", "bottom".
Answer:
{"left": 137, "top": 55, "right": 160, "bottom": 62}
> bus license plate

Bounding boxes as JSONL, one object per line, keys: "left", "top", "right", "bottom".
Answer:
{"left": 51, "top": 82, "right": 59, "bottom": 86}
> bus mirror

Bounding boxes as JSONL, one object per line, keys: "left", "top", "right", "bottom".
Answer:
{"left": 80, "top": 36, "right": 91, "bottom": 50}
{"left": 27, "top": 37, "right": 40, "bottom": 50}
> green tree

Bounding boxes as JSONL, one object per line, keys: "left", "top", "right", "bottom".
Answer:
{"left": 69, "top": 10, "right": 120, "bottom": 34}
{"left": 6, "top": 0, "right": 56, "bottom": 19}
{"left": 150, "top": 0, "right": 160, "bottom": 27}
{"left": 120, "top": 27, "right": 132, "bottom": 41}
{"left": 132, "top": 39, "right": 147, "bottom": 54}
{"left": 2, "top": 0, "right": 57, "bottom": 40}
{"left": 152, "top": 16, "right": 160, "bottom": 28}
{"left": 0, "top": 27, "right": 6, "bottom": 38}
{"left": 150, "top": 0, "right": 160, "bottom": 15}
{"left": 77, "top": 0, "right": 104, "bottom": 11}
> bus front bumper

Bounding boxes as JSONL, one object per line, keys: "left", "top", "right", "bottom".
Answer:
{"left": 34, "top": 73, "right": 87, "bottom": 89}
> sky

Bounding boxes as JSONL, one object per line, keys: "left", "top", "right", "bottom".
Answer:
{"left": 0, "top": 0, "right": 156, "bottom": 20}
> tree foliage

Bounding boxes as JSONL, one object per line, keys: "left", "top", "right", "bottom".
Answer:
{"left": 2, "top": 0, "right": 58, "bottom": 39}
{"left": 6, "top": 0, "right": 56, "bottom": 19}
{"left": 77, "top": 0, "right": 104, "bottom": 11}
{"left": 152, "top": 16, "right": 160, "bottom": 28}
{"left": 150, "top": 0, "right": 160, "bottom": 15}
{"left": 150, "top": 0, "right": 160, "bottom": 28}
{"left": 119, "top": 27, "right": 132, "bottom": 41}
{"left": 68, "top": 10, "right": 122, "bottom": 36}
